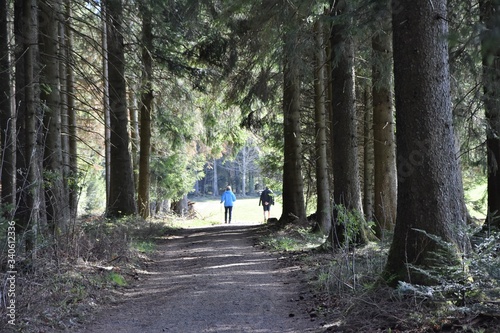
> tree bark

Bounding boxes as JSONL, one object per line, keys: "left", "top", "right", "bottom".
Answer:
{"left": 58, "top": 1, "right": 69, "bottom": 203}
{"left": 329, "top": 1, "right": 367, "bottom": 245}
{"left": 280, "top": 27, "right": 306, "bottom": 225}
{"left": 129, "top": 83, "right": 139, "bottom": 190}
{"left": 138, "top": 4, "right": 153, "bottom": 219}
{"left": 65, "top": 0, "right": 78, "bottom": 219}
{"left": 241, "top": 145, "right": 247, "bottom": 196}
{"left": 15, "top": 0, "right": 45, "bottom": 255}
{"left": 40, "top": 0, "right": 70, "bottom": 232}
{"left": 363, "top": 86, "right": 374, "bottom": 223}
{"left": 0, "top": 0, "right": 15, "bottom": 216}
{"left": 313, "top": 19, "right": 332, "bottom": 235}
{"left": 212, "top": 158, "right": 218, "bottom": 196}
{"left": 372, "top": 0, "right": 397, "bottom": 237}
{"left": 102, "top": 3, "right": 111, "bottom": 211}
{"left": 106, "top": 0, "right": 137, "bottom": 217}
{"left": 480, "top": 0, "right": 500, "bottom": 231}
{"left": 385, "top": 0, "right": 471, "bottom": 285}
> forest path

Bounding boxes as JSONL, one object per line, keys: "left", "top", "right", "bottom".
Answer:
{"left": 74, "top": 223, "right": 324, "bottom": 333}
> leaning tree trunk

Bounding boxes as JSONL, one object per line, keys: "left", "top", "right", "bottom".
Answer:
{"left": 313, "top": 19, "right": 332, "bottom": 235}
{"left": 329, "top": 1, "right": 367, "bottom": 246}
{"left": 372, "top": 0, "right": 397, "bottom": 237}
{"left": 384, "top": 0, "right": 470, "bottom": 285}
{"left": 106, "top": 0, "right": 137, "bottom": 217}
{"left": 280, "top": 27, "right": 307, "bottom": 225}
{"left": 138, "top": 4, "right": 153, "bottom": 219}
{"left": 480, "top": 0, "right": 500, "bottom": 231}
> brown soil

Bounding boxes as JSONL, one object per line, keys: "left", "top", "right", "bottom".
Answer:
{"left": 72, "top": 223, "right": 325, "bottom": 333}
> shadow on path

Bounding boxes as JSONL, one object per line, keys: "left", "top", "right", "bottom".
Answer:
{"left": 74, "top": 224, "right": 322, "bottom": 333}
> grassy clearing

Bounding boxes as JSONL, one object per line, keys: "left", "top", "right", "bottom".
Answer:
{"left": 186, "top": 196, "right": 282, "bottom": 225}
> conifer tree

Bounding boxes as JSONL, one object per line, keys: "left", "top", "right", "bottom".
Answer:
{"left": 385, "top": 0, "right": 470, "bottom": 284}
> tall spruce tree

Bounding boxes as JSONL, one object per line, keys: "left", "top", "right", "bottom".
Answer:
{"left": 313, "top": 17, "right": 332, "bottom": 235}
{"left": 385, "top": 0, "right": 470, "bottom": 284}
{"left": 480, "top": 0, "right": 500, "bottom": 231}
{"left": 329, "top": 0, "right": 367, "bottom": 245}
{"left": 137, "top": 3, "right": 153, "bottom": 219}
{"left": 281, "top": 20, "right": 307, "bottom": 225}
{"left": 40, "top": 0, "right": 70, "bottom": 231}
{"left": 15, "top": 0, "right": 45, "bottom": 255}
{"left": 106, "top": 0, "right": 137, "bottom": 217}
{"left": 372, "top": 0, "right": 397, "bottom": 236}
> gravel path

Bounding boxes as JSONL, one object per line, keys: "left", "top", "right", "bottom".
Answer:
{"left": 74, "top": 223, "right": 323, "bottom": 333}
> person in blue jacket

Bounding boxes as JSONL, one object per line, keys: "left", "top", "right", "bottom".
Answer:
{"left": 220, "top": 185, "right": 237, "bottom": 224}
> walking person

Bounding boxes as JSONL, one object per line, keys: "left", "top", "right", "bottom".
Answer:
{"left": 220, "top": 185, "right": 236, "bottom": 224}
{"left": 259, "top": 186, "right": 274, "bottom": 223}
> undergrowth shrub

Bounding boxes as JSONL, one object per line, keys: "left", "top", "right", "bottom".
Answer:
{"left": 311, "top": 227, "right": 499, "bottom": 331}
{"left": 0, "top": 215, "right": 174, "bottom": 332}
{"left": 259, "top": 226, "right": 325, "bottom": 251}
{"left": 399, "top": 230, "right": 500, "bottom": 311}
{"left": 316, "top": 241, "right": 389, "bottom": 295}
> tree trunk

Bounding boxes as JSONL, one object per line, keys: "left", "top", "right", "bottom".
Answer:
{"left": 0, "top": 0, "right": 15, "bottom": 216}
{"left": 106, "top": 0, "right": 137, "bottom": 217}
{"left": 363, "top": 87, "right": 374, "bottom": 223}
{"left": 58, "top": 2, "right": 69, "bottom": 204}
{"left": 385, "top": 0, "right": 471, "bottom": 285}
{"left": 313, "top": 19, "right": 332, "bottom": 235}
{"left": 480, "top": 0, "right": 500, "bottom": 231}
{"left": 40, "top": 0, "right": 70, "bottom": 233}
{"left": 15, "top": 0, "right": 45, "bottom": 256}
{"left": 212, "top": 158, "right": 218, "bottom": 196}
{"left": 242, "top": 145, "right": 247, "bottom": 196}
{"left": 280, "top": 27, "right": 306, "bottom": 225}
{"left": 173, "top": 195, "right": 188, "bottom": 216}
{"left": 102, "top": 3, "right": 111, "bottom": 211}
{"left": 65, "top": 0, "right": 78, "bottom": 219}
{"left": 129, "top": 83, "right": 139, "bottom": 190}
{"left": 138, "top": 4, "right": 153, "bottom": 219}
{"left": 14, "top": 0, "right": 27, "bottom": 229}
{"left": 372, "top": 0, "right": 397, "bottom": 237}
{"left": 329, "top": 1, "right": 367, "bottom": 245}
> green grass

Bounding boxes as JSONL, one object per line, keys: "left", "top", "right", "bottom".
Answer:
{"left": 132, "top": 240, "right": 156, "bottom": 253}
{"left": 259, "top": 228, "right": 325, "bottom": 252}
{"left": 108, "top": 272, "right": 127, "bottom": 286}
{"left": 189, "top": 196, "right": 282, "bottom": 225}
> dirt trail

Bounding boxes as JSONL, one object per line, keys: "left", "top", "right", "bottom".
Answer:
{"left": 74, "top": 223, "right": 324, "bottom": 333}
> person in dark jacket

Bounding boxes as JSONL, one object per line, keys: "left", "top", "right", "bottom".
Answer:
{"left": 258, "top": 187, "right": 274, "bottom": 222}
{"left": 220, "top": 185, "right": 236, "bottom": 224}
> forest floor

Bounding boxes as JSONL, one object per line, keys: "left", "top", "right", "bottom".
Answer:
{"left": 69, "top": 221, "right": 500, "bottom": 333}
{"left": 71, "top": 222, "right": 326, "bottom": 333}
{"left": 3, "top": 213, "right": 499, "bottom": 332}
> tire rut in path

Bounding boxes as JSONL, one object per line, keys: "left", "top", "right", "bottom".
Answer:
{"left": 75, "top": 224, "right": 322, "bottom": 333}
